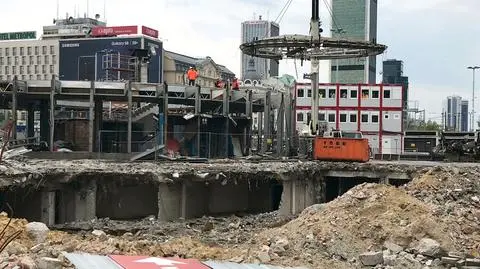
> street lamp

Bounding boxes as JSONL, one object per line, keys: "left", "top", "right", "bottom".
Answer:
{"left": 331, "top": 28, "right": 346, "bottom": 83}
{"left": 467, "top": 66, "right": 480, "bottom": 131}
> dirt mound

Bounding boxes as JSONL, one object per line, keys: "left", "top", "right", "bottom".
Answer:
{"left": 405, "top": 167, "right": 480, "bottom": 256}
{"left": 252, "top": 183, "right": 457, "bottom": 268}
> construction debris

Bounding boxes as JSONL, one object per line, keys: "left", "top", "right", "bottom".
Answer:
{"left": 0, "top": 164, "right": 478, "bottom": 269}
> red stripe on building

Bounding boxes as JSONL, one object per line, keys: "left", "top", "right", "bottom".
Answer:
{"left": 295, "top": 106, "right": 402, "bottom": 111}
{"left": 357, "top": 84, "right": 362, "bottom": 132}
{"left": 379, "top": 84, "right": 384, "bottom": 154}
{"left": 336, "top": 84, "right": 340, "bottom": 130}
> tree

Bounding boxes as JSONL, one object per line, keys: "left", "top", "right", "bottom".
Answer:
{"left": 416, "top": 120, "right": 441, "bottom": 131}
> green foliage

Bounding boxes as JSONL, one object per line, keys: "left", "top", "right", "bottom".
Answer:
{"left": 416, "top": 120, "right": 441, "bottom": 131}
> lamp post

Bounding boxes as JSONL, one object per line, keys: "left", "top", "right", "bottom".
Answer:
{"left": 468, "top": 66, "right": 480, "bottom": 131}
{"left": 331, "top": 28, "right": 346, "bottom": 83}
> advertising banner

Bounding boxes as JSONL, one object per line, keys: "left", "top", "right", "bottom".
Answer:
{"left": 141, "top": 26, "right": 159, "bottom": 38}
{"left": 91, "top": 26, "right": 138, "bottom": 37}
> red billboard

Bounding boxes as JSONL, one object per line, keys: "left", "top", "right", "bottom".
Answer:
{"left": 142, "top": 26, "right": 159, "bottom": 38}
{"left": 91, "top": 26, "right": 138, "bottom": 37}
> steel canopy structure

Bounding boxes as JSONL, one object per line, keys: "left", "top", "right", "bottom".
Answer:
{"left": 239, "top": 0, "right": 387, "bottom": 136}
{"left": 240, "top": 34, "right": 387, "bottom": 61}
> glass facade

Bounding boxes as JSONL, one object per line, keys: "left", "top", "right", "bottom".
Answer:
{"left": 330, "top": 0, "right": 377, "bottom": 83}
{"left": 240, "top": 19, "right": 279, "bottom": 80}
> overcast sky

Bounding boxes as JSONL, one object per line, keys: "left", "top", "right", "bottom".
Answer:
{"left": 1, "top": 0, "right": 479, "bottom": 121}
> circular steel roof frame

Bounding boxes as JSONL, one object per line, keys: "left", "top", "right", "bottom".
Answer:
{"left": 240, "top": 34, "right": 387, "bottom": 61}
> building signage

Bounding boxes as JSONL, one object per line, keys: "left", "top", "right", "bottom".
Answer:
{"left": 91, "top": 26, "right": 138, "bottom": 37}
{"left": 0, "top": 31, "right": 36, "bottom": 41}
{"left": 141, "top": 26, "right": 159, "bottom": 38}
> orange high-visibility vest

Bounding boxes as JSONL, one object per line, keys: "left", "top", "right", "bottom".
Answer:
{"left": 187, "top": 69, "right": 197, "bottom": 80}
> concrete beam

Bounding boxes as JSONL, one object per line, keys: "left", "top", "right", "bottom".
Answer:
{"left": 325, "top": 170, "right": 410, "bottom": 180}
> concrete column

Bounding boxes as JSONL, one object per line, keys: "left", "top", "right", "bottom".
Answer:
{"left": 27, "top": 103, "right": 35, "bottom": 139}
{"left": 11, "top": 76, "right": 18, "bottom": 140}
{"left": 88, "top": 81, "right": 95, "bottom": 152}
{"left": 94, "top": 99, "right": 103, "bottom": 152}
{"left": 195, "top": 85, "right": 201, "bottom": 157}
{"left": 127, "top": 81, "right": 132, "bottom": 153}
{"left": 276, "top": 94, "right": 285, "bottom": 157}
{"left": 223, "top": 83, "right": 230, "bottom": 157}
{"left": 262, "top": 91, "right": 271, "bottom": 153}
{"left": 49, "top": 76, "right": 56, "bottom": 152}
{"left": 278, "top": 181, "right": 293, "bottom": 216}
{"left": 74, "top": 181, "right": 97, "bottom": 221}
{"left": 157, "top": 182, "right": 182, "bottom": 221}
{"left": 40, "top": 191, "right": 55, "bottom": 226}
{"left": 245, "top": 90, "right": 253, "bottom": 155}
{"left": 39, "top": 101, "right": 49, "bottom": 143}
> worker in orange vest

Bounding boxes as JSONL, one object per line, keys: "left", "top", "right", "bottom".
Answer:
{"left": 232, "top": 77, "right": 240, "bottom": 90}
{"left": 186, "top": 67, "right": 198, "bottom": 86}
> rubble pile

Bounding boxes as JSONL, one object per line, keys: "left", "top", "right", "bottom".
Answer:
{"left": 0, "top": 165, "right": 478, "bottom": 269}
{"left": 404, "top": 167, "right": 480, "bottom": 257}
{"left": 242, "top": 167, "right": 480, "bottom": 268}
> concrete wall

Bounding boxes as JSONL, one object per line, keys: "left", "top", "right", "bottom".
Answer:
{"left": 97, "top": 182, "right": 158, "bottom": 220}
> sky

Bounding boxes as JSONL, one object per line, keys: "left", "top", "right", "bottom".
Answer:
{"left": 1, "top": 0, "right": 480, "bottom": 122}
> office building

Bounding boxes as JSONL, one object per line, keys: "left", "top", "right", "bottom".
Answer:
{"left": 461, "top": 100, "right": 469, "bottom": 131}
{"left": 164, "top": 51, "right": 235, "bottom": 87}
{"left": 240, "top": 16, "right": 279, "bottom": 82}
{"left": 295, "top": 83, "right": 404, "bottom": 154}
{"left": 443, "top": 96, "right": 468, "bottom": 132}
{"left": 382, "top": 59, "right": 409, "bottom": 126}
{"left": 330, "top": 0, "right": 377, "bottom": 83}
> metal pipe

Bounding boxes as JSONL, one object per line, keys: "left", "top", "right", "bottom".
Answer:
{"left": 468, "top": 66, "right": 480, "bottom": 131}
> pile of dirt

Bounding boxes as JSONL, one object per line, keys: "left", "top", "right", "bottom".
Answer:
{"left": 244, "top": 183, "right": 456, "bottom": 268}
{"left": 405, "top": 167, "right": 480, "bottom": 256}
{"left": 0, "top": 166, "right": 479, "bottom": 269}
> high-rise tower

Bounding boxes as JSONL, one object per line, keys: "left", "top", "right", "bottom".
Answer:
{"left": 240, "top": 16, "right": 279, "bottom": 81}
{"left": 330, "top": 0, "right": 378, "bottom": 83}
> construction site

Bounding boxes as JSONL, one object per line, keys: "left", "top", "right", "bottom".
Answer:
{"left": 0, "top": 0, "right": 478, "bottom": 269}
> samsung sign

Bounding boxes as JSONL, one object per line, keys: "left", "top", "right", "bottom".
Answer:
{"left": 59, "top": 37, "right": 163, "bottom": 83}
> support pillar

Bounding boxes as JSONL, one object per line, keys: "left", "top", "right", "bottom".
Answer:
{"left": 195, "top": 85, "right": 201, "bottom": 157}
{"left": 49, "top": 76, "right": 56, "bottom": 152}
{"left": 276, "top": 93, "right": 285, "bottom": 156}
{"left": 27, "top": 103, "right": 35, "bottom": 139}
{"left": 94, "top": 99, "right": 103, "bottom": 152}
{"left": 40, "top": 191, "right": 55, "bottom": 226}
{"left": 258, "top": 112, "right": 263, "bottom": 152}
{"left": 74, "top": 180, "right": 97, "bottom": 221}
{"left": 39, "top": 101, "right": 49, "bottom": 143}
{"left": 157, "top": 183, "right": 182, "bottom": 221}
{"left": 245, "top": 90, "right": 253, "bottom": 155}
{"left": 127, "top": 81, "right": 132, "bottom": 154}
{"left": 262, "top": 91, "right": 271, "bottom": 153}
{"left": 11, "top": 76, "right": 18, "bottom": 140}
{"left": 223, "top": 82, "right": 231, "bottom": 157}
{"left": 88, "top": 81, "right": 95, "bottom": 152}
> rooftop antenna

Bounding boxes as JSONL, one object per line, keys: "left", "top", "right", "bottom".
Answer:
{"left": 86, "top": 0, "right": 89, "bottom": 17}
{"left": 56, "top": 0, "right": 60, "bottom": 19}
{"left": 253, "top": 12, "right": 256, "bottom": 20}
{"left": 103, "top": 0, "right": 106, "bottom": 22}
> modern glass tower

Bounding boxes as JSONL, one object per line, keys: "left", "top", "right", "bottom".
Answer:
{"left": 330, "top": 0, "right": 378, "bottom": 83}
{"left": 240, "top": 16, "right": 280, "bottom": 81}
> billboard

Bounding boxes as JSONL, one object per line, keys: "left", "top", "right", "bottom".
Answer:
{"left": 91, "top": 26, "right": 138, "bottom": 37}
{"left": 59, "top": 37, "right": 163, "bottom": 83}
{"left": 141, "top": 26, "right": 159, "bottom": 38}
{"left": 0, "top": 31, "right": 36, "bottom": 41}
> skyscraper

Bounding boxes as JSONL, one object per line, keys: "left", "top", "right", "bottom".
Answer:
{"left": 382, "top": 59, "right": 409, "bottom": 123}
{"left": 240, "top": 16, "right": 279, "bottom": 81}
{"left": 443, "top": 96, "right": 469, "bottom": 132}
{"left": 330, "top": 0, "right": 377, "bottom": 83}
